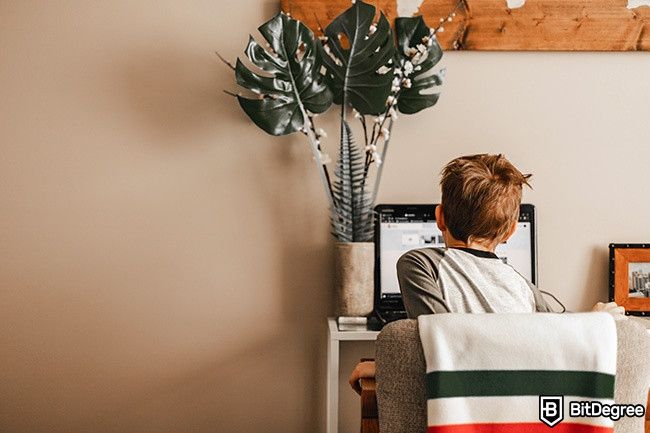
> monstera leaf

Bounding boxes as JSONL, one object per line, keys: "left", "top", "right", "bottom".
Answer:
{"left": 235, "top": 12, "right": 333, "bottom": 136}
{"left": 394, "top": 16, "right": 444, "bottom": 115}
{"left": 331, "top": 121, "right": 373, "bottom": 242}
{"left": 320, "top": 1, "right": 395, "bottom": 115}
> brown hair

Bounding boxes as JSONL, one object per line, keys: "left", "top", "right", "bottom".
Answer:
{"left": 440, "top": 154, "right": 531, "bottom": 245}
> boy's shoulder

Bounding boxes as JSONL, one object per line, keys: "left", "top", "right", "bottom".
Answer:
{"left": 400, "top": 246, "right": 500, "bottom": 266}
{"left": 398, "top": 246, "right": 515, "bottom": 280}
{"left": 397, "top": 247, "right": 446, "bottom": 272}
{"left": 400, "top": 247, "right": 446, "bottom": 260}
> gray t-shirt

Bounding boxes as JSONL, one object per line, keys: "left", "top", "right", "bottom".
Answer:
{"left": 397, "top": 247, "right": 552, "bottom": 318}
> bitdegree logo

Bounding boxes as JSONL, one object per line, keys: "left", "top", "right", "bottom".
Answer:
{"left": 569, "top": 401, "right": 646, "bottom": 421}
{"left": 539, "top": 396, "right": 645, "bottom": 427}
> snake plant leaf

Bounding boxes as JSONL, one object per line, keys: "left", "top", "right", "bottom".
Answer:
{"left": 235, "top": 12, "right": 333, "bottom": 136}
{"left": 320, "top": 1, "right": 395, "bottom": 116}
{"left": 394, "top": 16, "right": 444, "bottom": 115}
{"left": 331, "top": 120, "right": 374, "bottom": 242}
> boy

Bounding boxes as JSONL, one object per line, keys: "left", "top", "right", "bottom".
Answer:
{"left": 397, "top": 153, "right": 550, "bottom": 316}
{"left": 349, "top": 153, "right": 539, "bottom": 392}
{"left": 349, "top": 153, "right": 623, "bottom": 393}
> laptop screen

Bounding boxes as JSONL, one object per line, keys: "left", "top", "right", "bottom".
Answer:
{"left": 377, "top": 204, "right": 536, "bottom": 299}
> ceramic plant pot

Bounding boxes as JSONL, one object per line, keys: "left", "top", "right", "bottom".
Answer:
{"left": 334, "top": 242, "right": 374, "bottom": 317}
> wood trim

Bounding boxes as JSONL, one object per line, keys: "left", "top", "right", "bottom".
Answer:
{"left": 361, "top": 419, "right": 380, "bottom": 433}
{"left": 360, "top": 377, "right": 379, "bottom": 433}
{"left": 613, "top": 248, "right": 650, "bottom": 314}
{"left": 281, "top": 0, "right": 650, "bottom": 51}
{"left": 645, "top": 389, "right": 649, "bottom": 433}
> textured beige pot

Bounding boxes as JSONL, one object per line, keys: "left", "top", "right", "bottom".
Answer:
{"left": 334, "top": 242, "right": 374, "bottom": 317}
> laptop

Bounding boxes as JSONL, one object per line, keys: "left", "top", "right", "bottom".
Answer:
{"left": 373, "top": 203, "right": 537, "bottom": 324}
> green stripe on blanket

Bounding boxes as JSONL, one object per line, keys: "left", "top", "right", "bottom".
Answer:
{"left": 426, "top": 370, "right": 615, "bottom": 399}
{"left": 418, "top": 313, "right": 618, "bottom": 431}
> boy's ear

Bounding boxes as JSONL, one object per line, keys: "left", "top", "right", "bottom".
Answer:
{"left": 504, "top": 220, "right": 517, "bottom": 242}
{"left": 435, "top": 205, "right": 446, "bottom": 231}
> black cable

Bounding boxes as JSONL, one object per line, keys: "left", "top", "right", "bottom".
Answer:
{"left": 540, "top": 290, "right": 567, "bottom": 313}
{"left": 374, "top": 309, "right": 388, "bottom": 325}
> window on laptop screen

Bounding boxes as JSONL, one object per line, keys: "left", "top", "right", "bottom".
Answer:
{"left": 379, "top": 208, "right": 534, "bottom": 297}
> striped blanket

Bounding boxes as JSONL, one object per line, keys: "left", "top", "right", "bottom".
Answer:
{"left": 418, "top": 313, "right": 617, "bottom": 433}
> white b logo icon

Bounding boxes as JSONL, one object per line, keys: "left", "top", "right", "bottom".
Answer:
{"left": 539, "top": 396, "right": 564, "bottom": 427}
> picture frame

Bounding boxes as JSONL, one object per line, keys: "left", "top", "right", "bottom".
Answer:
{"left": 609, "top": 243, "right": 650, "bottom": 316}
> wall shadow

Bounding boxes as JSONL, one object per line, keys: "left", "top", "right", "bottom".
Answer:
{"left": 580, "top": 246, "right": 610, "bottom": 309}
{"left": 112, "top": 5, "right": 340, "bottom": 421}
{"left": 249, "top": 130, "right": 335, "bottom": 432}
{"left": 115, "top": 42, "right": 333, "bottom": 432}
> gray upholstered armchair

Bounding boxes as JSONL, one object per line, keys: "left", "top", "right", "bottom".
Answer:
{"left": 357, "top": 318, "right": 650, "bottom": 433}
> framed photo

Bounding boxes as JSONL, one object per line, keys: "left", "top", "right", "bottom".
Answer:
{"left": 609, "top": 244, "right": 650, "bottom": 316}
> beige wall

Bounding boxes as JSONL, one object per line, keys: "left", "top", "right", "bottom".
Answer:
{"left": 1, "top": 1, "right": 649, "bottom": 433}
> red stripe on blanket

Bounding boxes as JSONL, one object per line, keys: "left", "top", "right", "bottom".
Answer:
{"left": 428, "top": 423, "right": 612, "bottom": 433}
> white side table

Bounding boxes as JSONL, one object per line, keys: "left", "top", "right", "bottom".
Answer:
{"left": 327, "top": 317, "right": 380, "bottom": 433}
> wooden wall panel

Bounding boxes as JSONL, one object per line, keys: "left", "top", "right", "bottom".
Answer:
{"left": 280, "top": 0, "right": 650, "bottom": 51}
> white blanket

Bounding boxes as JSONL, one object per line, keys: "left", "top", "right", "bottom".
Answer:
{"left": 418, "top": 313, "right": 617, "bottom": 433}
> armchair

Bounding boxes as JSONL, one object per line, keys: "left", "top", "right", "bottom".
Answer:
{"left": 357, "top": 318, "right": 650, "bottom": 433}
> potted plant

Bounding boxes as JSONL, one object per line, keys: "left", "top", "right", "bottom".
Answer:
{"left": 221, "top": 1, "right": 453, "bottom": 316}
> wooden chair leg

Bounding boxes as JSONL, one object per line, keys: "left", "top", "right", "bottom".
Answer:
{"left": 645, "top": 390, "right": 650, "bottom": 433}
{"left": 360, "top": 377, "right": 378, "bottom": 433}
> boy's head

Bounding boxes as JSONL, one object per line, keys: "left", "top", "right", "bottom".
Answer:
{"left": 436, "top": 154, "right": 531, "bottom": 250}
